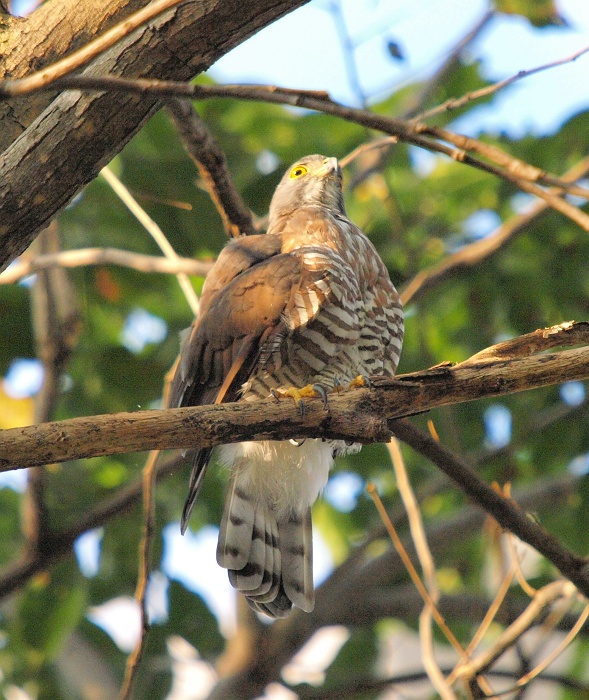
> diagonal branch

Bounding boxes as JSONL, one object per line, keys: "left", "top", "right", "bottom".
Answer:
{"left": 17, "top": 76, "right": 589, "bottom": 230}
{"left": 401, "top": 154, "right": 589, "bottom": 304}
{"left": 165, "top": 98, "right": 257, "bottom": 238}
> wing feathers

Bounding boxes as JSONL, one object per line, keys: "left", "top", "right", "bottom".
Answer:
{"left": 180, "top": 447, "right": 213, "bottom": 534}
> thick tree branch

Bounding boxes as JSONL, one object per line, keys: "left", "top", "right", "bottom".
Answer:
{"left": 0, "top": 322, "right": 587, "bottom": 471}
{"left": 0, "top": 0, "right": 152, "bottom": 149}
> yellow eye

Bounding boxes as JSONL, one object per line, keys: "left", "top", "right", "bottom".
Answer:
{"left": 289, "top": 165, "right": 308, "bottom": 179}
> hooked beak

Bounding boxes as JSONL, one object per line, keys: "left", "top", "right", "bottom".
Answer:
{"left": 314, "top": 157, "right": 340, "bottom": 179}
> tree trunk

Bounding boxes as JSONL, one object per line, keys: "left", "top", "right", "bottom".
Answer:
{"left": 0, "top": 0, "right": 310, "bottom": 270}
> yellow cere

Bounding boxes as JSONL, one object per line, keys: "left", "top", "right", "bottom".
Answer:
{"left": 289, "top": 164, "right": 308, "bottom": 179}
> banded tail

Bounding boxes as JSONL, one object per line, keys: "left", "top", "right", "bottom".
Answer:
{"left": 216, "top": 476, "right": 314, "bottom": 618}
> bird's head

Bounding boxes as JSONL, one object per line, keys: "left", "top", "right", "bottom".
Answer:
{"left": 268, "top": 154, "right": 346, "bottom": 230}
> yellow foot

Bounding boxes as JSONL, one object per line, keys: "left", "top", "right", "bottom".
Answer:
{"left": 348, "top": 374, "right": 371, "bottom": 389}
{"left": 271, "top": 383, "right": 328, "bottom": 416}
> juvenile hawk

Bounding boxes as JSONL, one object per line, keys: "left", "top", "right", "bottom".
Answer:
{"left": 170, "top": 155, "right": 404, "bottom": 617}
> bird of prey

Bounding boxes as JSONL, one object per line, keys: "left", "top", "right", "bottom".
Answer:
{"left": 169, "top": 154, "right": 404, "bottom": 617}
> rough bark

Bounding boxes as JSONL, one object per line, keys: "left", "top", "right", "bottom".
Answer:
{"left": 0, "top": 0, "right": 150, "bottom": 149}
{"left": 0, "top": 0, "right": 310, "bottom": 270}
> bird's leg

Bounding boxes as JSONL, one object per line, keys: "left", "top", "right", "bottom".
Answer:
{"left": 271, "top": 384, "right": 328, "bottom": 416}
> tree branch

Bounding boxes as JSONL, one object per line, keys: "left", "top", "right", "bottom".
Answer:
{"left": 0, "top": 247, "right": 213, "bottom": 284}
{"left": 401, "top": 154, "right": 589, "bottom": 304}
{"left": 165, "top": 98, "right": 257, "bottom": 238}
{"left": 0, "top": 322, "right": 587, "bottom": 471}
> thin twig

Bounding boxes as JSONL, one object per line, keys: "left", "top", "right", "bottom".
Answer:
{"left": 506, "top": 532, "right": 537, "bottom": 598}
{"left": 387, "top": 439, "right": 459, "bottom": 698}
{"left": 100, "top": 167, "right": 200, "bottom": 316}
{"left": 417, "top": 44, "right": 589, "bottom": 122}
{"left": 119, "top": 450, "right": 159, "bottom": 700}
{"left": 516, "top": 603, "right": 589, "bottom": 689}
{"left": 367, "top": 483, "right": 465, "bottom": 657}
{"left": 454, "top": 581, "right": 577, "bottom": 681}
{"left": 0, "top": 247, "right": 213, "bottom": 284}
{"left": 447, "top": 567, "right": 516, "bottom": 685}
{"left": 120, "top": 346, "right": 188, "bottom": 697}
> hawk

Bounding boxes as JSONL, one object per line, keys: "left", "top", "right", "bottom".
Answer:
{"left": 169, "top": 155, "right": 404, "bottom": 617}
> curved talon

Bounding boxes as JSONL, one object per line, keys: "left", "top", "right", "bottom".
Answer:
{"left": 313, "top": 383, "right": 329, "bottom": 409}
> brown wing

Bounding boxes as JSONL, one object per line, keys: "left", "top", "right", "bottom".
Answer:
{"left": 170, "top": 233, "right": 328, "bottom": 531}
{"left": 169, "top": 239, "right": 307, "bottom": 410}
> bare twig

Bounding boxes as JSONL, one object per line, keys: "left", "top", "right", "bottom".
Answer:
{"left": 447, "top": 566, "right": 516, "bottom": 686}
{"left": 100, "top": 167, "right": 200, "bottom": 316}
{"left": 119, "top": 451, "right": 159, "bottom": 700}
{"left": 401, "top": 148, "right": 589, "bottom": 304}
{"left": 454, "top": 581, "right": 577, "bottom": 681}
{"left": 367, "top": 483, "right": 464, "bottom": 659}
{"left": 516, "top": 603, "right": 589, "bottom": 689}
{"left": 120, "top": 326, "right": 189, "bottom": 698}
{"left": 387, "top": 440, "right": 460, "bottom": 699}
{"left": 417, "top": 44, "right": 589, "bottom": 122}
{"left": 506, "top": 532, "right": 537, "bottom": 597}
{"left": 0, "top": 247, "right": 213, "bottom": 284}
{"left": 165, "top": 99, "right": 257, "bottom": 238}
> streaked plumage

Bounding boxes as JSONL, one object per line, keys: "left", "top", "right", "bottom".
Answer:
{"left": 169, "top": 155, "right": 404, "bottom": 617}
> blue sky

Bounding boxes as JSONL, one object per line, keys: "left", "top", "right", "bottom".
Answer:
{"left": 212, "top": 0, "right": 589, "bottom": 136}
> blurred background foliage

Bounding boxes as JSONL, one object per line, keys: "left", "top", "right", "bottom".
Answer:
{"left": 1, "top": 0, "right": 589, "bottom": 698}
